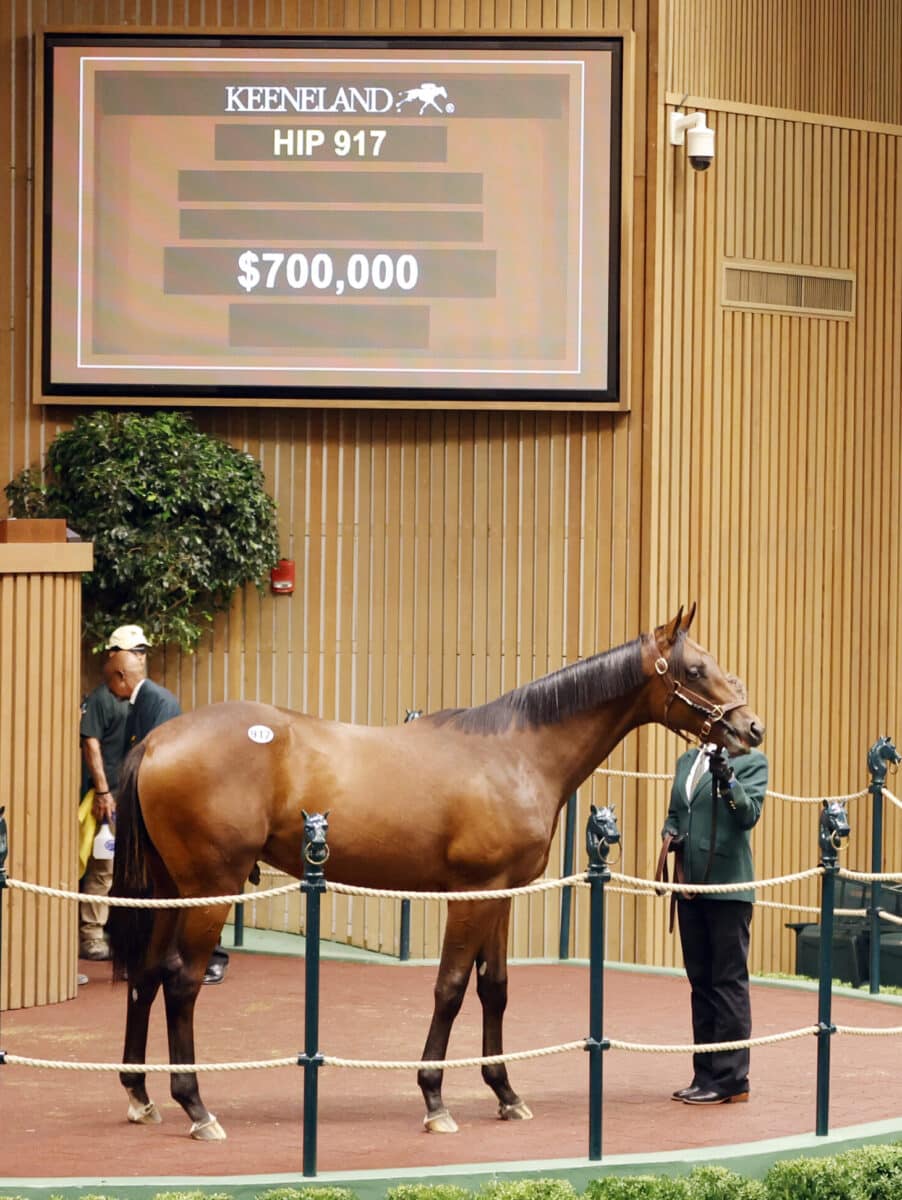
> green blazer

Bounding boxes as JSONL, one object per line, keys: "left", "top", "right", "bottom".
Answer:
{"left": 662, "top": 747, "right": 768, "bottom": 903}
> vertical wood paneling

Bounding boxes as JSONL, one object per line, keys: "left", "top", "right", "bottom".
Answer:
{"left": 651, "top": 88, "right": 902, "bottom": 973}
{"left": 0, "top": 549, "right": 90, "bottom": 1011}
{"left": 5, "top": 0, "right": 900, "bottom": 986}
{"left": 667, "top": 0, "right": 902, "bottom": 127}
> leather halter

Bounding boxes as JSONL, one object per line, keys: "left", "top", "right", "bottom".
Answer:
{"left": 653, "top": 653, "right": 746, "bottom": 744}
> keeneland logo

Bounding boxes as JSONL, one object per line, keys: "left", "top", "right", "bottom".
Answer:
{"left": 224, "top": 81, "right": 455, "bottom": 115}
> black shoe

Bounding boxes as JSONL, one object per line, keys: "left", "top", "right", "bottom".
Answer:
{"left": 202, "top": 963, "right": 226, "bottom": 985}
{"left": 671, "top": 1085, "right": 703, "bottom": 1101}
{"left": 683, "top": 1089, "right": 749, "bottom": 1105}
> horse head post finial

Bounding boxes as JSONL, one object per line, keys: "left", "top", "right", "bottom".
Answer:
{"left": 818, "top": 799, "right": 850, "bottom": 866}
{"left": 867, "top": 736, "right": 900, "bottom": 786}
{"left": 586, "top": 803, "right": 620, "bottom": 873}
{"left": 302, "top": 809, "right": 331, "bottom": 871}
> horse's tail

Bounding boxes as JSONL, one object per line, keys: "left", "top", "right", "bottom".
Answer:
{"left": 108, "top": 741, "right": 155, "bottom": 981}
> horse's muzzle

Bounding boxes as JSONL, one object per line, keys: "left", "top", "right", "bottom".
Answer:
{"left": 726, "top": 710, "right": 765, "bottom": 752}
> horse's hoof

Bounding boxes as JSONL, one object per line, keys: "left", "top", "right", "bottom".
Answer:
{"left": 423, "top": 1108, "right": 459, "bottom": 1133}
{"left": 190, "top": 1113, "right": 227, "bottom": 1140}
{"left": 127, "top": 1100, "right": 162, "bottom": 1125}
{"left": 499, "top": 1100, "right": 533, "bottom": 1121}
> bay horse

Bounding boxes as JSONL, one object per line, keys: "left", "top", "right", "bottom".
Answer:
{"left": 108, "top": 605, "right": 764, "bottom": 1140}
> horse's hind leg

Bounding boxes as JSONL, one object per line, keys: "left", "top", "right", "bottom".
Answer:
{"left": 476, "top": 899, "right": 532, "bottom": 1121}
{"left": 119, "top": 911, "right": 176, "bottom": 1126}
{"left": 163, "top": 905, "right": 230, "bottom": 1140}
{"left": 417, "top": 902, "right": 481, "bottom": 1133}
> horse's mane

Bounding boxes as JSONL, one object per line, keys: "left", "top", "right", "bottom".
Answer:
{"left": 430, "top": 632, "right": 686, "bottom": 734}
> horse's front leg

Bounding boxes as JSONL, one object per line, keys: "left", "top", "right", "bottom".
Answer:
{"left": 418, "top": 902, "right": 481, "bottom": 1133}
{"left": 163, "top": 905, "right": 229, "bottom": 1140}
{"left": 476, "top": 898, "right": 532, "bottom": 1121}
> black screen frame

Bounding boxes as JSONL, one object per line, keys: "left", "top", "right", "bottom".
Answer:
{"left": 38, "top": 32, "right": 624, "bottom": 409}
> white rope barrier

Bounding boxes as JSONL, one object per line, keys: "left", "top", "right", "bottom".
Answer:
{"left": 611, "top": 866, "right": 824, "bottom": 895}
{"left": 322, "top": 1042, "right": 588, "bottom": 1070}
{"left": 7, "top": 864, "right": 899, "bottom": 911}
{"left": 2, "top": 856, "right": 900, "bottom": 1080}
{"left": 11, "top": 1020, "right": 901, "bottom": 1077}
{"left": 324, "top": 874, "right": 588, "bottom": 902}
{"left": 2, "top": 1054, "right": 297, "bottom": 1072}
{"left": 835, "top": 1024, "right": 902, "bottom": 1037}
{"left": 838, "top": 867, "right": 902, "bottom": 884}
{"left": 883, "top": 786, "right": 902, "bottom": 812}
{"left": 11, "top": 865, "right": 901, "bottom": 908}
{"left": 606, "top": 1027, "right": 820, "bottom": 1054}
{"left": 4, "top": 877, "right": 302, "bottom": 907}
{"left": 592, "top": 766, "right": 873, "bottom": 805}
{"left": 767, "top": 788, "right": 869, "bottom": 804}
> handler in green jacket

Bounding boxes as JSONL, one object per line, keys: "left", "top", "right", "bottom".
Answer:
{"left": 662, "top": 742, "right": 768, "bottom": 1105}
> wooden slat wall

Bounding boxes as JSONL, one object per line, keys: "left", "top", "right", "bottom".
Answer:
{"left": 667, "top": 0, "right": 902, "bottom": 126}
{"left": 0, "top": 545, "right": 92, "bottom": 1011}
{"left": 4, "top": 1, "right": 902, "bottom": 985}
{"left": 1, "top": 2, "right": 652, "bottom": 972}
{"left": 647, "top": 0, "right": 902, "bottom": 974}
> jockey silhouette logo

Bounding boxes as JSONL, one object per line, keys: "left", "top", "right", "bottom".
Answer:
{"left": 395, "top": 83, "right": 453, "bottom": 115}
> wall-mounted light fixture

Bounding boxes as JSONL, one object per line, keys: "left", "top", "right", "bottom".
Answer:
{"left": 668, "top": 109, "right": 715, "bottom": 172}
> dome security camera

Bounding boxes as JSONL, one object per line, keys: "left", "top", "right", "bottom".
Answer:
{"left": 668, "top": 110, "right": 715, "bottom": 171}
{"left": 686, "top": 124, "right": 715, "bottom": 171}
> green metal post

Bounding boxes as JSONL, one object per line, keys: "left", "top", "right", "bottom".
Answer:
{"left": 866, "top": 737, "right": 900, "bottom": 994}
{"left": 399, "top": 899, "right": 411, "bottom": 962}
{"left": 233, "top": 891, "right": 245, "bottom": 947}
{"left": 399, "top": 708, "right": 422, "bottom": 962}
{"left": 584, "top": 805, "right": 618, "bottom": 1161}
{"left": 558, "top": 793, "right": 578, "bottom": 960}
{"left": 815, "top": 801, "right": 848, "bottom": 1137}
{"left": 815, "top": 861, "right": 836, "bottom": 1135}
{"left": 299, "top": 815, "right": 328, "bottom": 1176}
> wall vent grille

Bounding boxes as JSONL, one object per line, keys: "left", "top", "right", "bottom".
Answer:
{"left": 723, "top": 261, "right": 855, "bottom": 318}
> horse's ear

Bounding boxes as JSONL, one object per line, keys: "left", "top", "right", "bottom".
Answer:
{"left": 664, "top": 607, "right": 685, "bottom": 645}
{"left": 682, "top": 602, "right": 697, "bottom": 633}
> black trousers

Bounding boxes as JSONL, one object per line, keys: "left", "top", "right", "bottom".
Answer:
{"left": 676, "top": 897, "right": 753, "bottom": 1097}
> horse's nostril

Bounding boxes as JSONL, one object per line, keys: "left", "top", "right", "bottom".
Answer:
{"left": 750, "top": 721, "right": 765, "bottom": 746}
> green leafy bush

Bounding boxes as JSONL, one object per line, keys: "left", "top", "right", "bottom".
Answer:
{"left": 256, "top": 1190, "right": 357, "bottom": 1200}
{"left": 763, "top": 1156, "right": 846, "bottom": 1200}
{"left": 4, "top": 410, "right": 279, "bottom": 650}
{"left": 387, "top": 1187, "right": 472, "bottom": 1200}
{"left": 476, "top": 1181, "right": 578, "bottom": 1200}
{"left": 831, "top": 1142, "right": 902, "bottom": 1199}
{"left": 585, "top": 1176, "right": 689, "bottom": 1199}
{"left": 153, "top": 1193, "right": 233, "bottom": 1200}
{"left": 685, "top": 1166, "right": 766, "bottom": 1199}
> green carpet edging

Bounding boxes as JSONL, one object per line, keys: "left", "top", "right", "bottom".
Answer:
{"left": 2, "top": 1116, "right": 901, "bottom": 1200}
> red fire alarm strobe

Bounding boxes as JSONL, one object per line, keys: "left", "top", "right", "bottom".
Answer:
{"left": 270, "top": 558, "right": 295, "bottom": 594}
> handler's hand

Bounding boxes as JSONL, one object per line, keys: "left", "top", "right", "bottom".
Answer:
{"left": 707, "top": 746, "right": 735, "bottom": 790}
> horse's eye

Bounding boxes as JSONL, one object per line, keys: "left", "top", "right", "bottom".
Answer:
{"left": 686, "top": 666, "right": 701, "bottom": 680}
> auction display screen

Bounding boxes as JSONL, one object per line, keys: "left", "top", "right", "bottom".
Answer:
{"left": 38, "top": 35, "right": 622, "bottom": 406}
